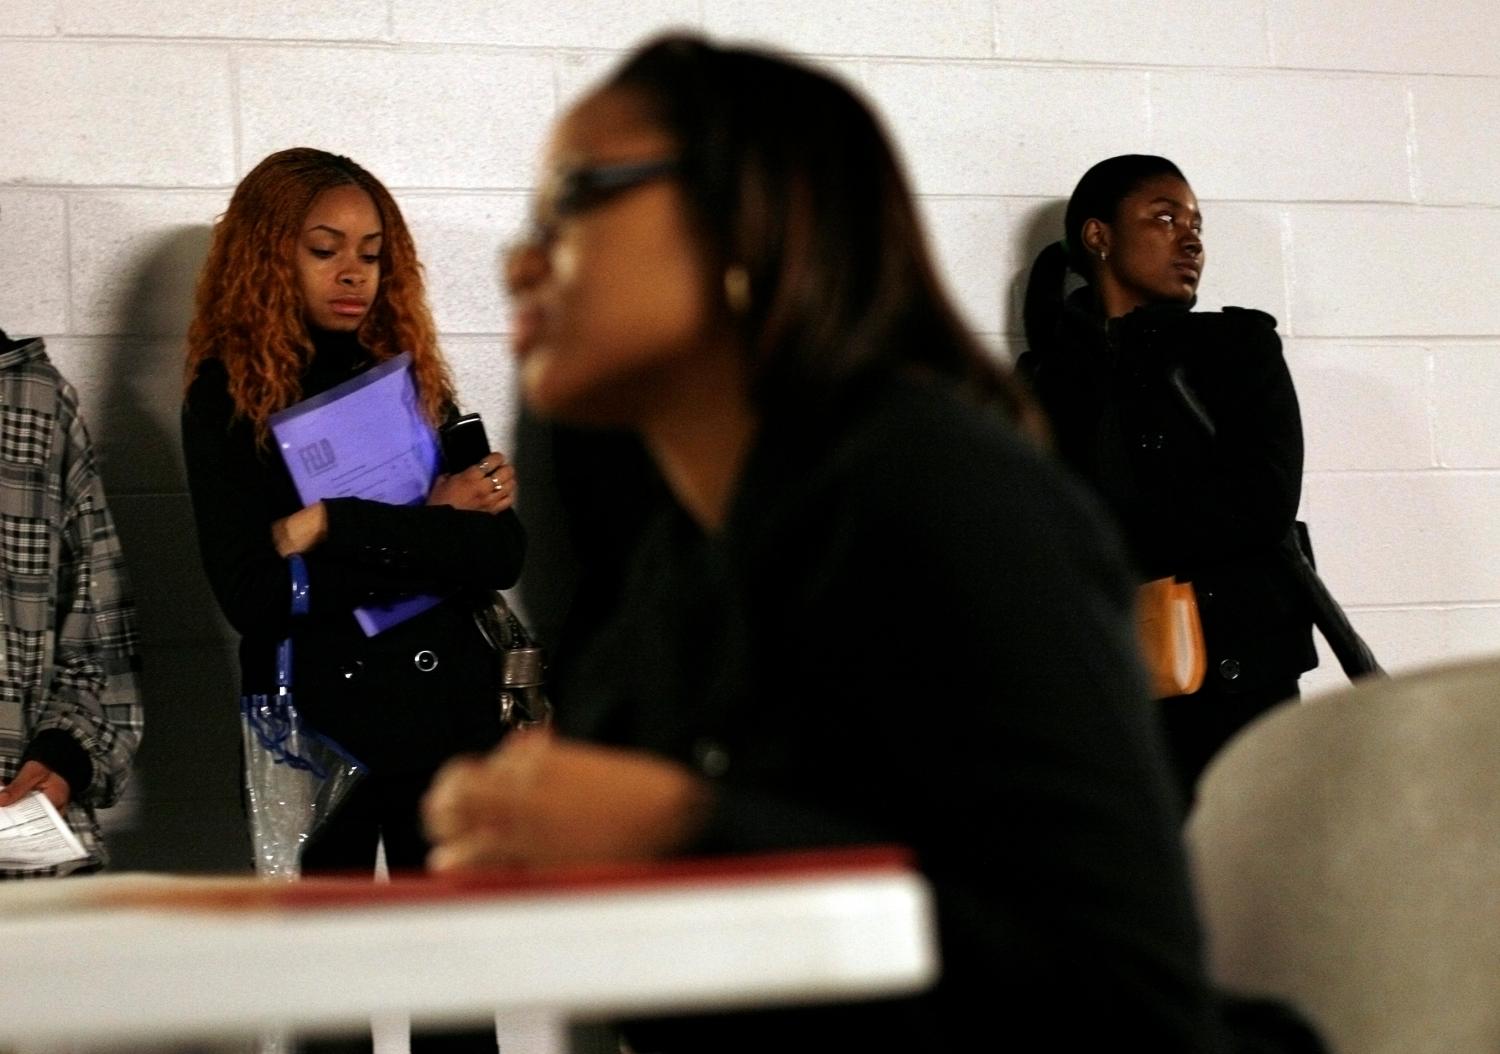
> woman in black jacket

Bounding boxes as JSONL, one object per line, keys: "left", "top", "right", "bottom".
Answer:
{"left": 423, "top": 38, "right": 1230, "bottom": 1052}
{"left": 1017, "top": 155, "right": 1316, "bottom": 802}
{"left": 180, "top": 149, "right": 524, "bottom": 898}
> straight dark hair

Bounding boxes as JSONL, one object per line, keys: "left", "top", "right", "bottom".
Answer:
{"left": 606, "top": 35, "right": 1036, "bottom": 430}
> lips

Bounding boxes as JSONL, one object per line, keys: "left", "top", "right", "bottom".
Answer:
{"left": 1173, "top": 260, "right": 1201, "bottom": 282}
{"left": 329, "top": 297, "right": 368, "bottom": 316}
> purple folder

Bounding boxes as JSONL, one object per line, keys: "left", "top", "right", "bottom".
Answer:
{"left": 269, "top": 353, "right": 444, "bottom": 636}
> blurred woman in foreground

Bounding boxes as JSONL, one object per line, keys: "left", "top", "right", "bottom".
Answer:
{"left": 425, "top": 36, "right": 1222, "bottom": 1050}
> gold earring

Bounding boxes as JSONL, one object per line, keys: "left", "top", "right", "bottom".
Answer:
{"left": 724, "top": 264, "right": 751, "bottom": 314}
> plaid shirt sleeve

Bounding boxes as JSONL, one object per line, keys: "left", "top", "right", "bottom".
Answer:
{"left": 26, "top": 382, "right": 143, "bottom": 810}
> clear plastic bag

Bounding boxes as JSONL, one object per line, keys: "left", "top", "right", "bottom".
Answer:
{"left": 240, "top": 682, "right": 366, "bottom": 878}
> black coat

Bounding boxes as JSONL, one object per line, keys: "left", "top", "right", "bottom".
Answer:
{"left": 1018, "top": 300, "right": 1316, "bottom": 694}
{"left": 181, "top": 335, "right": 525, "bottom": 777}
{"left": 558, "top": 372, "right": 1224, "bottom": 1050}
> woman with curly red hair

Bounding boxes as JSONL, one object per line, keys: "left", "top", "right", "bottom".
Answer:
{"left": 181, "top": 149, "right": 524, "bottom": 931}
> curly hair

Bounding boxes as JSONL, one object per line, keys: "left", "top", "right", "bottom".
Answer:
{"left": 185, "top": 148, "right": 453, "bottom": 439}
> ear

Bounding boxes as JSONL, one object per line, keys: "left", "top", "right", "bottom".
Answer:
{"left": 1080, "top": 218, "right": 1110, "bottom": 259}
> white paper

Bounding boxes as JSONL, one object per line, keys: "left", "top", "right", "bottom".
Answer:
{"left": 0, "top": 791, "right": 88, "bottom": 870}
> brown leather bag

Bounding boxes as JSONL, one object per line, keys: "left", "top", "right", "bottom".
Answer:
{"left": 1136, "top": 577, "right": 1207, "bottom": 699}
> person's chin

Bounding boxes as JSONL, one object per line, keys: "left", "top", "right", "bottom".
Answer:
{"left": 525, "top": 366, "right": 640, "bottom": 429}
{"left": 1168, "top": 272, "right": 1200, "bottom": 301}
{"left": 312, "top": 315, "right": 364, "bottom": 333}
{"left": 1157, "top": 282, "right": 1197, "bottom": 306}
{"left": 520, "top": 352, "right": 590, "bottom": 423}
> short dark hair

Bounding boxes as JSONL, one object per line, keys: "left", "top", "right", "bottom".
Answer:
{"left": 1022, "top": 155, "right": 1188, "bottom": 359}
{"left": 605, "top": 34, "right": 1032, "bottom": 425}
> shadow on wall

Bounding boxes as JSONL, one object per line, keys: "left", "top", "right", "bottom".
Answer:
{"left": 1002, "top": 198, "right": 1066, "bottom": 340}
{"left": 91, "top": 225, "right": 252, "bottom": 873}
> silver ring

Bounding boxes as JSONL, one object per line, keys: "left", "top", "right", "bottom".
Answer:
{"left": 477, "top": 459, "right": 491, "bottom": 475}
{"left": 492, "top": 478, "right": 504, "bottom": 493}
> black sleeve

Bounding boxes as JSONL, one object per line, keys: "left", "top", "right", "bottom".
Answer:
{"left": 181, "top": 362, "right": 525, "bottom": 638}
{"left": 320, "top": 497, "right": 525, "bottom": 592}
{"left": 182, "top": 363, "right": 307, "bottom": 638}
{"left": 1169, "top": 311, "right": 1303, "bottom": 567}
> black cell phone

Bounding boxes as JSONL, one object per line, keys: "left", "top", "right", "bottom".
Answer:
{"left": 440, "top": 413, "right": 491, "bottom": 472}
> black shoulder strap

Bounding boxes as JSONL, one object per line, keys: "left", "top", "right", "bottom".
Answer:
{"left": 1281, "top": 525, "right": 1385, "bottom": 681}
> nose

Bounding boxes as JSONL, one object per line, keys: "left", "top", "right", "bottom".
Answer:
{"left": 1180, "top": 227, "right": 1203, "bottom": 257}
{"left": 339, "top": 254, "right": 372, "bottom": 287}
{"left": 504, "top": 241, "right": 548, "bottom": 297}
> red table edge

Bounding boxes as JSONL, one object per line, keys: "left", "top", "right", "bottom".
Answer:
{"left": 100, "top": 845, "right": 919, "bottom": 913}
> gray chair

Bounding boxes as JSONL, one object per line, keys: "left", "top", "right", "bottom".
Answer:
{"left": 1187, "top": 657, "right": 1500, "bottom": 1054}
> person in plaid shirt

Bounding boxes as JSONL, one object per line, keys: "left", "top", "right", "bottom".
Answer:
{"left": 0, "top": 327, "right": 142, "bottom": 878}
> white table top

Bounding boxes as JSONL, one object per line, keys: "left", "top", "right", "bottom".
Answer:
{"left": 0, "top": 848, "right": 937, "bottom": 1047}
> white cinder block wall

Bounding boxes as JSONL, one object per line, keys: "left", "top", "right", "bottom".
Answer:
{"left": 2, "top": 0, "right": 1497, "bottom": 869}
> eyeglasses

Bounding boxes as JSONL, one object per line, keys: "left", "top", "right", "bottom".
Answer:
{"left": 520, "top": 157, "right": 679, "bottom": 251}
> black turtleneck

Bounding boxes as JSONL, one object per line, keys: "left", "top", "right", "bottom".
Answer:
{"left": 301, "top": 326, "right": 371, "bottom": 394}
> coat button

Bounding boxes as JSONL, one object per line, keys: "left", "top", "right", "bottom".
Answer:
{"left": 414, "top": 649, "right": 439, "bottom": 673}
{"left": 339, "top": 660, "right": 365, "bottom": 681}
{"left": 693, "top": 739, "right": 730, "bottom": 778}
{"left": 1218, "top": 658, "right": 1241, "bottom": 681}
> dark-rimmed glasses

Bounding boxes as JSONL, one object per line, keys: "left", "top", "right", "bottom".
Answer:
{"left": 520, "top": 157, "right": 679, "bottom": 252}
